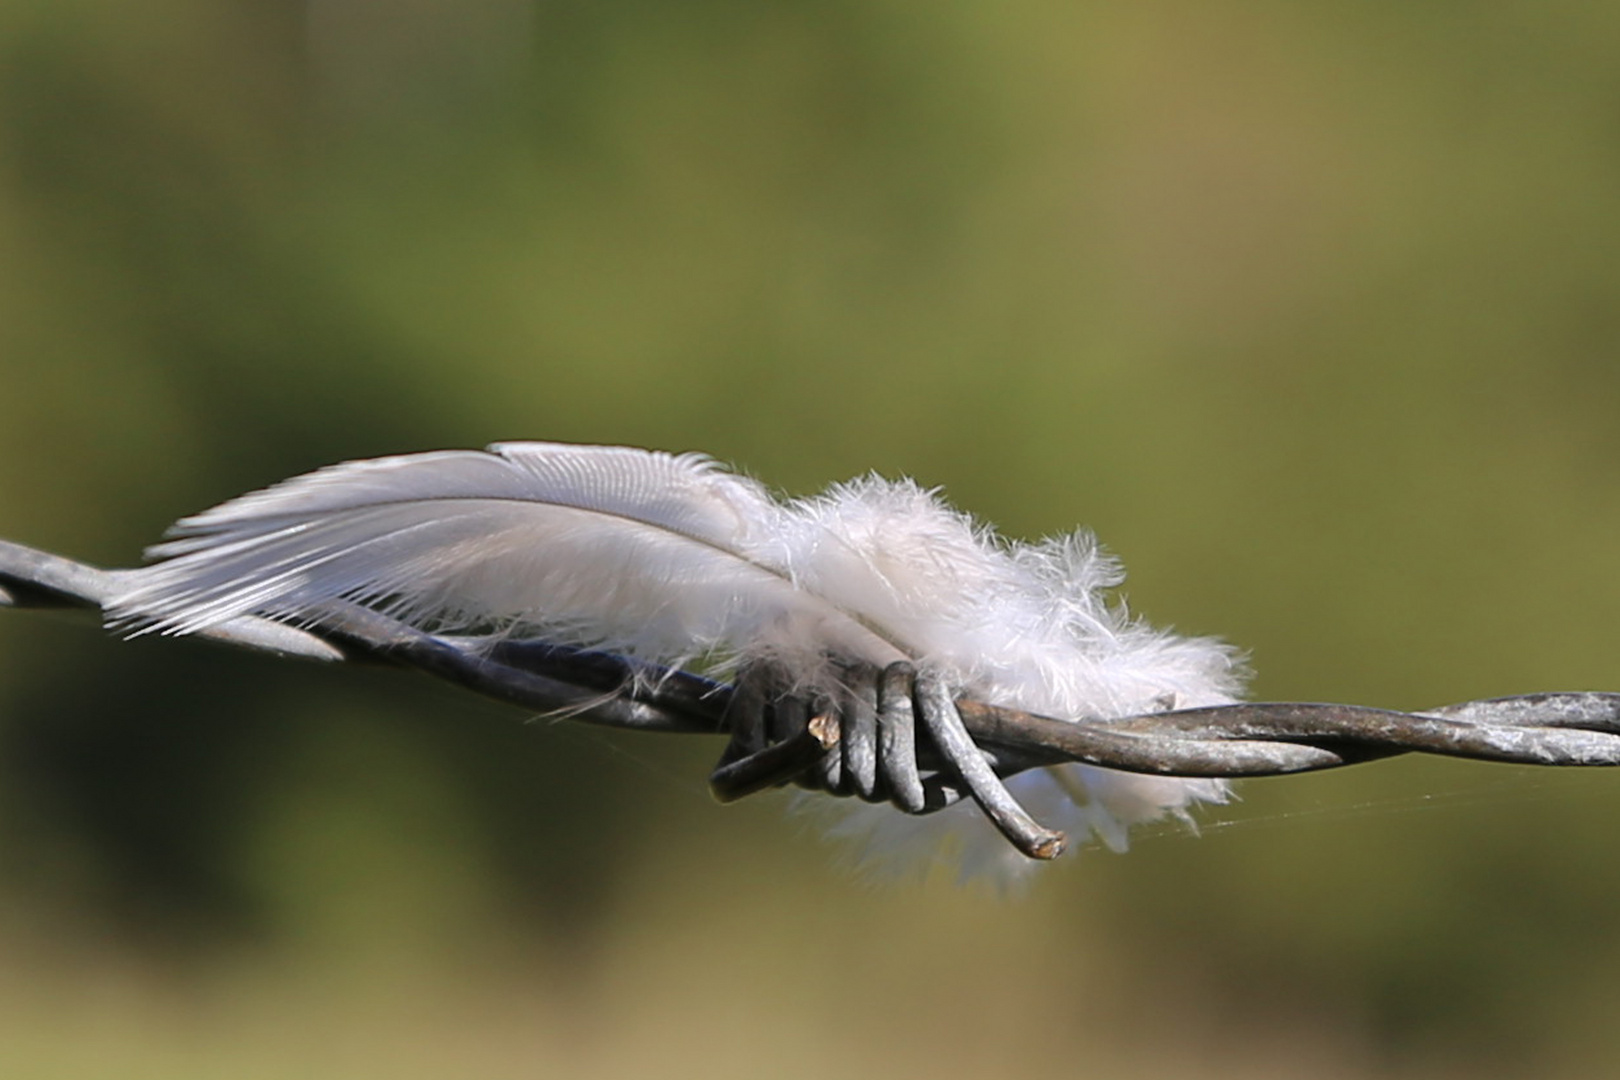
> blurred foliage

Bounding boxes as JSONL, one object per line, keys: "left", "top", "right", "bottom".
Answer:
{"left": 5, "top": 0, "right": 1620, "bottom": 1075}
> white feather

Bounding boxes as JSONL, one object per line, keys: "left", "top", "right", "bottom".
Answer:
{"left": 109, "top": 441, "right": 1247, "bottom": 882}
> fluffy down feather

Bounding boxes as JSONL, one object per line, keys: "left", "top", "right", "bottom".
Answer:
{"left": 776, "top": 477, "right": 1244, "bottom": 882}
{"left": 109, "top": 442, "right": 1246, "bottom": 880}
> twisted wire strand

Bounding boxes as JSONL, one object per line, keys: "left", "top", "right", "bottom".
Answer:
{"left": 7, "top": 538, "right": 1620, "bottom": 786}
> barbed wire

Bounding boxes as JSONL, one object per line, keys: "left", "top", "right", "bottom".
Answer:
{"left": 6, "top": 537, "right": 1620, "bottom": 859}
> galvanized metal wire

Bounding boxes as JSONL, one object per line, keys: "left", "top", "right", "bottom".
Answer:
{"left": 7, "top": 537, "right": 1620, "bottom": 858}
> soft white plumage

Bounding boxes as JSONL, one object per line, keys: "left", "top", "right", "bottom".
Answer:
{"left": 109, "top": 441, "right": 1247, "bottom": 881}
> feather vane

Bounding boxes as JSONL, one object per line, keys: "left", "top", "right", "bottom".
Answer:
{"left": 110, "top": 443, "right": 902, "bottom": 668}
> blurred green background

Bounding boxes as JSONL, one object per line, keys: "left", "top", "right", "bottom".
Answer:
{"left": 5, "top": 0, "right": 1620, "bottom": 1076}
